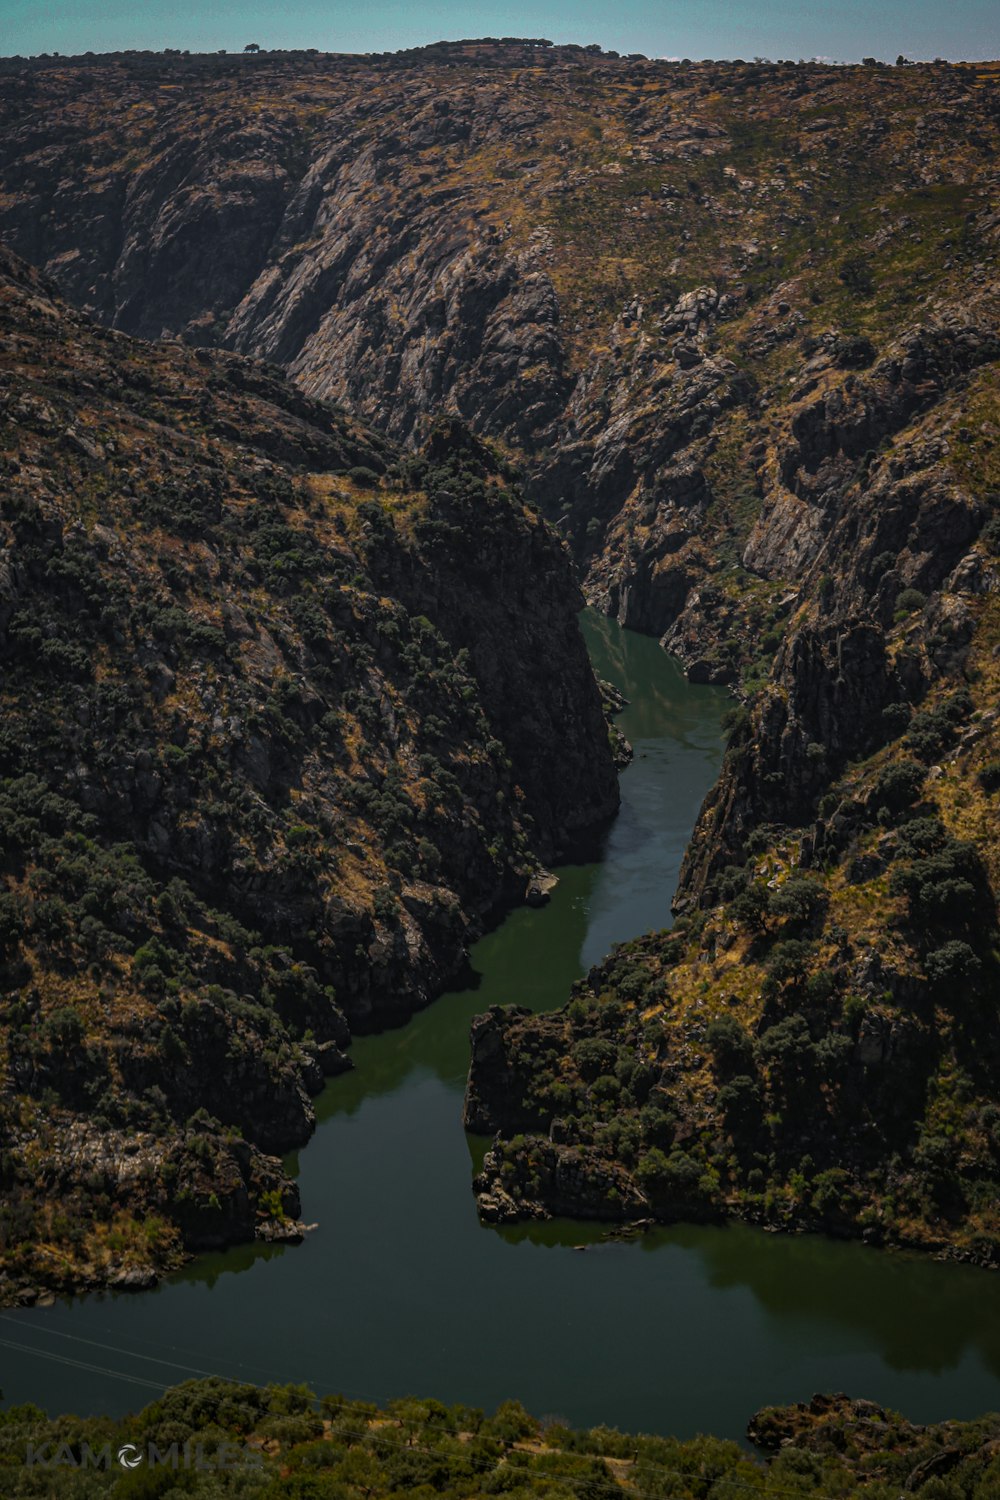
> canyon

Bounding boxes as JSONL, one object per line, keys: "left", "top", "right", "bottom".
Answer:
{"left": 0, "top": 38, "right": 998, "bottom": 1296}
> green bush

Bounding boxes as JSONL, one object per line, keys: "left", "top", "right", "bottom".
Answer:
{"left": 767, "top": 874, "right": 826, "bottom": 924}
{"left": 705, "top": 1015, "right": 755, "bottom": 1078}
{"left": 717, "top": 1074, "right": 763, "bottom": 1131}
{"left": 838, "top": 257, "right": 875, "bottom": 295}
{"left": 925, "top": 940, "right": 981, "bottom": 987}
{"left": 894, "top": 587, "right": 927, "bottom": 616}
{"left": 979, "top": 760, "right": 1000, "bottom": 793}
{"left": 764, "top": 939, "right": 814, "bottom": 987}
{"left": 870, "top": 759, "right": 925, "bottom": 817}
{"left": 572, "top": 1037, "right": 618, "bottom": 1082}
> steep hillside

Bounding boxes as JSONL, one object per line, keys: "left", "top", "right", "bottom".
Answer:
{"left": 466, "top": 213, "right": 1000, "bottom": 1261}
{"left": 1, "top": 45, "right": 998, "bottom": 675}
{"left": 0, "top": 246, "right": 617, "bottom": 1304}
{"left": 467, "top": 552, "right": 1000, "bottom": 1261}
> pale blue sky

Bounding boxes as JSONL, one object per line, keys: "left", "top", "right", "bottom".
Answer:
{"left": 0, "top": 0, "right": 997, "bottom": 62}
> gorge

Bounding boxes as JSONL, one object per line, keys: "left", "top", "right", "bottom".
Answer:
{"left": 0, "top": 32, "right": 998, "bottom": 1477}
{"left": 3, "top": 614, "right": 1000, "bottom": 1444}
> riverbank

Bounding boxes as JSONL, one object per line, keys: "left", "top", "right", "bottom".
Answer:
{"left": 2, "top": 615, "right": 1000, "bottom": 1440}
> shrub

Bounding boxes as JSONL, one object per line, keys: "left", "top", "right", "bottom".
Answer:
{"left": 881, "top": 701, "right": 912, "bottom": 736}
{"left": 871, "top": 550, "right": 897, "bottom": 578}
{"left": 895, "top": 817, "right": 946, "bottom": 857}
{"left": 838, "top": 258, "right": 875, "bottom": 295}
{"left": 614, "top": 963, "right": 657, "bottom": 1003}
{"left": 870, "top": 759, "right": 925, "bottom": 817}
{"left": 889, "top": 836, "right": 986, "bottom": 931}
{"left": 811, "top": 1167, "right": 855, "bottom": 1217}
{"left": 894, "top": 587, "right": 927, "bottom": 616}
{"left": 717, "top": 1074, "right": 763, "bottom": 1131}
{"left": 572, "top": 1037, "right": 618, "bottom": 1082}
{"left": 767, "top": 874, "right": 826, "bottom": 924}
{"left": 638, "top": 1104, "right": 676, "bottom": 1150}
{"left": 705, "top": 1015, "right": 755, "bottom": 1078}
{"left": 757, "top": 1013, "right": 815, "bottom": 1073}
{"left": 764, "top": 939, "right": 814, "bottom": 987}
{"left": 979, "top": 760, "right": 1000, "bottom": 794}
{"left": 41, "top": 1006, "right": 85, "bottom": 1049}
{"left": 637, "top": 1147, "right": 704, "bottom": 1197}
{"left": 731, "top": 881, "right": 769, "bottom": 931}
{"left": 925, "top": 940, "right": 981, "bottom": 987}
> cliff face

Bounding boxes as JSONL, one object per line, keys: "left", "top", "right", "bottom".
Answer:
{"left": 678, "top": 314, "right": 1000, "bottom": 898}
{"left": 466, "top": 290, "right": 1000, "bottom": 1259}
{"left": 0, "top": 246, "right": 616, "bottom": 1303}
{"left": 1, "top": 47, "right": 998, "bottom": 666}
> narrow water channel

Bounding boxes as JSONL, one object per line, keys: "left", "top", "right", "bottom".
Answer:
{"left": 4, "top": 611, "right": 1000, "bottom": 1439}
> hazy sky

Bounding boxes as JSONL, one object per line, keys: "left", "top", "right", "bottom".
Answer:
{"left": 1, "top": 0, "right": 997, "bottom": 63}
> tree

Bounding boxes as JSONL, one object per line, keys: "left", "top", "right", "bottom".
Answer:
{"left": 717, "top": 1074, "right": 763, "bottom": 1131}
{"left": 732, "top": 880, "right": 769, "bottom": 933}
{"left": 870, "top": 758, "right": 925, "bottom": 818}
{"left": 925, "top": 940, "right": 981, "bottom": 988}
{"left": 764, "top": 939, "right": 814, "bottom": 988}
{"left": 244, "top": 41, "right": 261, "bottom": 53}
{"left": 706, "top": 1014, "right": 755, "bottom": 1078}
{"left": 767, "top": 874, "right": 826, "bottom": 924}
{"left": 838, "top": 256, "right": 875, "bottom": 296}
{"left": 895, "top": 587, "right": 927, "bottom": 616}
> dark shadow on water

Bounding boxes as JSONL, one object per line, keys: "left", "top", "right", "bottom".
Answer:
{"left": 657, "top": 1221, "right": 1000, "bottom": 1380}
{"left": 169, "top": 1238, "right": 290, "bottom": 1289}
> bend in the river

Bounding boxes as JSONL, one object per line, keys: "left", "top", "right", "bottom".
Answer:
{"left": 4, "top": 612, "right": 1000, "bottom": 1438}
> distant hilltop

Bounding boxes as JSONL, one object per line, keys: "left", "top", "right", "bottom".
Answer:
{"left": 2, "top": 37, "right": 995, "bottom": 69}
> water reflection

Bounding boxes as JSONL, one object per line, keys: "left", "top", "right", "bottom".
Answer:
{"left": 661, "top": 1222, "right": 1000, "bottom": 1380}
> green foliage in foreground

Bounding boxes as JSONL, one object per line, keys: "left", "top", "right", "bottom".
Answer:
{"left": 1, "top": 1378, "right": 1000, "bottom": 1499}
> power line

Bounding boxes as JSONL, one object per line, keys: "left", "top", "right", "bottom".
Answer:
{"left": 0, "top": 1337, "right": 169, "bottom": 1395}
{"left": 0, "top": 1315, "right": 229, "bottom": 1384}
{"left": 0, "top": 1323, "right": 897, "bottom": 1500}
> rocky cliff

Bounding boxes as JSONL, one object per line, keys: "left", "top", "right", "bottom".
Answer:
{"left": 466, "top": 302, "right": 1000, "bottom": 1255}
{"left": 1, "top": 46, "right": 998, "bottom": 668}
{"left": 0, "top": 244, "right": 617, "bottom": 1303}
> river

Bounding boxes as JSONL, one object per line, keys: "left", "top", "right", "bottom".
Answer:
{"left": 3, "top": 610, "right": 1000, "bottom": 1439}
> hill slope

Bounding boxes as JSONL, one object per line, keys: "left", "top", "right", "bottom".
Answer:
{"left": 0, "top": 44, "right": 997, "bottom": 654}
{"left": 0, "top": 246, "right": 617, "bottom": 1303}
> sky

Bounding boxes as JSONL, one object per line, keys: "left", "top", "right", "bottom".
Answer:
{"left": 0, "top": 0, "right": 997, "bottom": 63}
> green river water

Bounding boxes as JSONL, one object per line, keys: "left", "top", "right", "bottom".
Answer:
{"left": 4, "top": 610, "right": 1000, "bottom": 1438}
